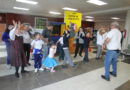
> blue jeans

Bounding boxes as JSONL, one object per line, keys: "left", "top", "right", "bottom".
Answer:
{"left": 6, "top": 44, "right": 10, "bottom": 65}
{"left": 105, "top": 50, "right": 120, "bottom": 78}
{"left": 43, "top": 45, "right": 49, "bottom": 61}
{"left": 83, "top": 48, "right": 89, "bottom": 62}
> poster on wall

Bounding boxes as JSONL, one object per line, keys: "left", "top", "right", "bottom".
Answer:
{"left": 35, "top": 17, "right": 47, "bottom": 33}
{"left": 64, "top": 10, "right": 82, "bottom": 32}
{"left": 64, "top": 11, "right": 82, "bottom": 53}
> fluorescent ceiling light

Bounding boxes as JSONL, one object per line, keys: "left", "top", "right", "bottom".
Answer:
{"left": 111, "top": 17, "right": 120, "bottom": 20}
{"left": 13, "top": 7, "right": 29, "bottom": 11}
{"left": 87, "top": 0, "right": 107, "bottom": 6}
{"left": 49, "top": 11, "right": 61, "bottom": 15}
{"left": 62, "top": 7, "right": 78, "bottom": 11}
{"left": 86, "top": 19, "right": 94, "bottom": 22}
{"left": 16, "top": 0, "right": 38, "bottom": 5}
{"left": 85, "top": 16, "right": 94, "bottom": 18}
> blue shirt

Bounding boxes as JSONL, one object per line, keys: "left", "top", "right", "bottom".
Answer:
{"left": 2, "top": 32, "right": 10, "bottom": 45}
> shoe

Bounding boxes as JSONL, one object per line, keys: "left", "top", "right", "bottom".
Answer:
{"left": 39, "top": 68, "right": 44, "bottom": 71}
{"left": 50, "top": 70, "right": 56, "bottom": 72}
{"left": 34, "top": 68, "right": 38, "bottom": 73}
{"left": 79, "top": 55, "right": 82, "bottom": 57}
{"left": 21, "top": 70, "right": 29, "bottom": 73}
{"left": 74, "top": 56, "right": 77, "bottom": 58}
{"left": 101, "top": 75, "right": 110, "bottom": 81}
{"left": 7, "top": 65, "right": 12, "bottom": 69}
{"left": 110, "top": 72, "right": 117, "bottom": 77}
{"left": 62, "top": 65, "right": 67, "bottom": 68}
{"left": 83, "top": 60, "right": 89, "bottom": 63}
{"left": 27, "top": 63, "right": 31, "bottom": 66}
{"left": 15, "top": 73, "right": 19, "bottom": 78}
{"left": 72, "top": 64, "right": 77, "bottom": 68}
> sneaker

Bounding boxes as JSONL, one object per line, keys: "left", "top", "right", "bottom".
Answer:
{"left": 7, "top": 65, "right": 11, "bottom": 69}
{"left": 39, "top": 68, "right": 44, "bottom": 71}
{"left": 34, "top": 68, "right": 38, "bottom": 73}
{"left": 50, "top": 70, "right": 56, "bottom": 72}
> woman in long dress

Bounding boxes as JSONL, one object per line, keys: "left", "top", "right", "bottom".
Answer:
{"left": 9, "top": 21, "right": 28, "bottom": 78}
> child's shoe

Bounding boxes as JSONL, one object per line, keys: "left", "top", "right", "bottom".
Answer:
{"left": 39, "top": 68, "right": 44, "bottom": 71}
{"left": 34, "top": 68, "right": 38, "bottom": 73}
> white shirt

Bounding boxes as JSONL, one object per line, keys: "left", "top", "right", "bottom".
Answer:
{"left": 106, "top": 28, "right": 122, "bottom": 50}
{"left": 31, "top": 39, "right": 44, "bottom": 49}
{"left": 48, "top": 48, "right": 55, "bottom": 58}
{"left": 23, "top": 32, "right": 32, "bottom": 44}
{"left": 58, "top": 37, "right": 63, "bottom": 45}
{"left": 97, "top": 31, "right": 104, "bottom": 45}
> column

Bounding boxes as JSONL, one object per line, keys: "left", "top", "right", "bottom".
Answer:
{"left": 122, "top": 10, "right": 130, "bottom": 50}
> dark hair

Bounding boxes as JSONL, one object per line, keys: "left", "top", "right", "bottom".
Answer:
{"left": 51, "top": 43, "right": 56, "bottom": 47}
{"left": 5, "top": 24, "right": 12, "bottom": 33}
{"left": 34, "top": 32, "right": 40, "bottom": 37}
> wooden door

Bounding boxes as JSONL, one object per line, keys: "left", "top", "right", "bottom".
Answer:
{"left": 0, "top": 24, "right": 6, "bottom": 42}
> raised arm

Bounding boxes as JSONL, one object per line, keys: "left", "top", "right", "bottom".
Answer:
{"left": 9, "top": 26, "right": 17, "bottom": 41}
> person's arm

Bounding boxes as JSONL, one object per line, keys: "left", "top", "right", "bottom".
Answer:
{"left": 41, "top": 30, "right": 48, "bottom": 43}
{"left": 31, "top": 40, "right": 35, "bottom": 49}
{"left": 9, "top": 26, "right": 17, "bottom": 41}
{"left": 54, "top": 46, "right": 57, "bottom": 54}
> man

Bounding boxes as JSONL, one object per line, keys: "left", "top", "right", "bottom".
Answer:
{"left": 101, "top": 22, "right": 122, "bottom": 81}
{"left": 42, "top": 22, "right": 53, "bottom": 61}
{"left": 96, "top": 28, "right": 107, "bottom": 60}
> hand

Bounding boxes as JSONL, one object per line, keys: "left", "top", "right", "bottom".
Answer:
{"left": 8, "top": 39, "right": 11, "bottom": 41}
{"left": 29, "top": 26, "right": 33, "bottom": 30}
{"left": 12, "top": 20, "right": 17, "bottom": 27}
{"left": 102, "top": 44, "right": 106, "bottom": 50}
{"left": 67, "top": 34, "right": 70, "bottom": 37}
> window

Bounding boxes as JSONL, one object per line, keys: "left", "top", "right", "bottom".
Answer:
{"left": 35, "top": 17, "right": 47, "bottom": 30}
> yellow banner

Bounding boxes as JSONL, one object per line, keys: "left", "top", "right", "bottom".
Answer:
{"left": 64, "top": 10, "right": 82, "bottom": 31}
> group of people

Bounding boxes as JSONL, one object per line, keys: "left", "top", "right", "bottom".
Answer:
{"left": 2, "top": 20, "right": 122, "bottom": 82}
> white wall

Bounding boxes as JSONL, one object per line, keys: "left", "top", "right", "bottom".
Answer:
{"left": 95, "top": 21, "right": 125, "bottom": 31}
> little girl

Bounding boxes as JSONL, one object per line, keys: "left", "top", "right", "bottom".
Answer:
{"left": 43, "top": 44, "right": 58, "bottom": 72}
{"left": 31, "top": 32, "right": 44, "bottom": 72}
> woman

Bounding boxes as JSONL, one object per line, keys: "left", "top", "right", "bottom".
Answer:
{"left": 22, "top": 23, "right": 34, "bottom": 66}
{"left": 83, "top": 32, "right": 93, "bottom": 62}
{"left": 62, "top": 30, "right": 76, "bottom": 68}
{"left": 2, "top": 24, "right": 14, "bottom": 69}
{"left": 9, "top": 21, "right": 28, "bottom": 78}
{"left": 74, "top": 27, "right": 85, "bottom": 58}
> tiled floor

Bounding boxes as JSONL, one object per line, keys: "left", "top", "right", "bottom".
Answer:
{"left": 0, "top": 43, "right": 130, "bottom": 90}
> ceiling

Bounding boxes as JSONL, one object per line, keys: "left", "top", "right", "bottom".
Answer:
{"left": 0, "top": 0, "right": 130, "bottom": 22}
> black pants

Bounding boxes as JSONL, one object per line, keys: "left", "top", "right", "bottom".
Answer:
{"left": 24, "top": 43, "right": 31, "bottom": 63}
{"left": 59, "top": 45, "right": 64, "bottom": 60}
{"left": 15, "top": 65, "right": 24, "bottom": 74}
{"left": 74, "top": 43, "right": 84, "bottom": 56}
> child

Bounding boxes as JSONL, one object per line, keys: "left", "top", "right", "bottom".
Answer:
{"left": 83, "top": 32, "right": 93, "bottom": 62}
{"left": 43, "top": 44, "right": 58, "bottom": 72}
{"left": 31, "top": 32, "right": 44, "bottom": 72}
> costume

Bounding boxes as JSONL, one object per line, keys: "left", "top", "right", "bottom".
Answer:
{"left": 31, "top": 39, "right": 44, "bottom": 69}
{"left": 43, "top": 48, "right": 58, "bottom": 68}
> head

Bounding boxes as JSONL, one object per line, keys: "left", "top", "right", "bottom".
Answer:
{"left": 86, "top": 32, "right": 90, "bottom": 38}
{"left": 110, "top": 21, "right": 120, "bottom": 29}
{"left": 34, "top": 32, "right": 41, "bottom": 40}
{"left": 47, "top": 22, "right": 53, "bottom": 30}
{"left": 15, "top": 28, "right": 21, "bottom": 35}
{"left": 79, "top": 27, "right": 83, "bottom": 32}
{"left": 51, "top": 44, "right": 56, "bottom": 48}
{"left": 23, "top": 23, "right": 31, "bottom": 31}
{"left": 5, "top": 24, "right": 14, "bottom": 33}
